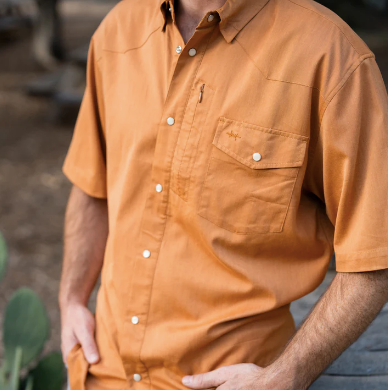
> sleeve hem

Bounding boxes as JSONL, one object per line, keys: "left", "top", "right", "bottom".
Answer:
{"left": 62, "top": 163, "right": 107, "bottom": 199}
{"left": 335, "top": 247, "right": 388, "bottom": 272}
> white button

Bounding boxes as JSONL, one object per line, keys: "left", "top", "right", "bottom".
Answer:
{"left": 133, "top": 373, "right": 142, "bottom": 382}
{"left": 188, "top": 48, "right": 197, "bottom": 57}
{"left": 169, "top": 7, "right": 172, "bottom": 11}
{"left": 176, "top": 45, "right": 182, "bottom": 54}
{"left": 156, "top": 184, "right": 163, "bottom": 193}
{"left": 131, "top": 316, "right": 139, "bottom": 324}
{"left": 207, "top": 14, "right": 214, "bottom": 22}
{"left": 167, "top": 117, "right": 175, "bottom": 125}
{"left": 252, "top": 152, "right": 262, "bottom": 162}
{"left": 143, "top": 250, "right": 151, "bottom": 258}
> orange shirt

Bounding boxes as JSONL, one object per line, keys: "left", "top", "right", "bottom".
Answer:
{"left": 63, "top": 0, "right": 388, "bottom": 388}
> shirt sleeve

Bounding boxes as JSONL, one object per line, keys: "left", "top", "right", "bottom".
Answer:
{"left": 307, "top": 55, "right": 388, "bottom": 272}
{"left": 62, "top": 35, "right": 107, "bottom": 199}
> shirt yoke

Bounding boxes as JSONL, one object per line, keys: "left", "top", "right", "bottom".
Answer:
{"left": 287, "top": 0, "right": 371, "bottom": 56}
{"left": 235, "top": 0, "right": 374, "bottom": 103}
{"left": 92, "top": 0, "right": 164, "bottom": 55}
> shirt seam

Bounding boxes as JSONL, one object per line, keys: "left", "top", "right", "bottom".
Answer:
{"left": 336, "top": 246, "right": 388, "bottom": 258}
{"left": 319, "top": 53, "right": 375, "bottom": 118}
{"left": 286, "top": 0, "right": 362, "bottom": 55}
{"left": 233, "top": 36, "right": 327, "bottom": 102}
{"left": 219, "top": 116, "right": 309, "bottom": 140}
{"left": 307, "top": 54, "right": 375, "bottom": 165}
{"left": 101, "top": 24, "right": 163, "bottom": 54}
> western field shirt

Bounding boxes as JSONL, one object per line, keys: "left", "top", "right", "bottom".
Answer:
{"left": 63, "top": 0, "right": 388, "bottom": 388}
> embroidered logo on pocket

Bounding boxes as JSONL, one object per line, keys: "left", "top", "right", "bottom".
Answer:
{"left": 226, "top": 130, "right": 241, "bottom": 141}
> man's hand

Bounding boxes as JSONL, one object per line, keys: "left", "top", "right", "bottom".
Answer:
{"left": 181, "top": 364, "right": 288, "bottom": 390}
{"left": 61, "top": 302, "right": 99, "bottom": 365}
{"left": 59, "top": 185, "right": 108, "bottom": 366}
{"left": 182, "top": 364, "right": 262, "bottom": 389}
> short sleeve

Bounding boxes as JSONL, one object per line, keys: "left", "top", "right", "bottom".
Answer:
{"left": 62, "top": 35, "right": 107, "bottom": 199}
{"left": 307, "top": 56, "right": 388, "bottom": 272}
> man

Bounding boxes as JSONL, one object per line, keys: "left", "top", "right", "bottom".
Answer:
{"left": 59, "top": 0, "right": 388, "bottom": 388}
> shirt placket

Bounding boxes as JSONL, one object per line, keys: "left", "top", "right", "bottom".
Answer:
{"left": 118, "top": 7, "right": 220, "bottom": 388}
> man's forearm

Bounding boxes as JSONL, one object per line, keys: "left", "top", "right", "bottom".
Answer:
{"left": 266, "top": 268, "right": 388, "bottom": 390}
{"left": 59, "top": 185, "right": 108, "bottom": 309}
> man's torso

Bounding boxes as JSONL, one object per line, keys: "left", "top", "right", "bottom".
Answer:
{"left": 63, "top": 0, "right": 373, "bottom": 388}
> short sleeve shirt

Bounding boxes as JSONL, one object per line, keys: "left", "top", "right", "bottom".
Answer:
{"left": 63, "top": 0, "right": 388, "bottom": 388}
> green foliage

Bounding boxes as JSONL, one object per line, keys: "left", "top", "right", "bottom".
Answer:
{"left": 7, "top": 347, "right": 22, "bottom": 390}
{"left": 24, "top": 377, "right": 34, "bottom": 390}
{"left": 3, "top": 288, "right": 49, "bottom": 373}
{"left": 28, "top": 352, "right": 64, "bottom": 390}
{"left": 0, "top": 231, "right": 7, "bottom": 282}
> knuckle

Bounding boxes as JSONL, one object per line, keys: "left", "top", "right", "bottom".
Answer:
{"left": 77, "top": 320, "right": 94, "bottom": 336}
{"left": 246, "top": 363, "right": 259, "bottom": 371}
{"left": 77, "top": 330, "right": 93, "bottom": 346}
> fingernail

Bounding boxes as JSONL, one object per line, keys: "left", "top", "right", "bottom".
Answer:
{"left": 88, "top": 353, "right": 99, "bottom": 363}
{"left": 182, "top": 376, "right": 192, "bottom": 385}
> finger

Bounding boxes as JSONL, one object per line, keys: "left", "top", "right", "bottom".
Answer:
{"left": 61, "top": 333, "right": 78, "bottom": 365}
{"left": 182, "top": 367, "right": 230, "bottom": 389}
{"left": 215, "top": 384, "right": 230, "bottom": 390}
{"left": 76, "top": 326, "right": 100, "bottom": 364}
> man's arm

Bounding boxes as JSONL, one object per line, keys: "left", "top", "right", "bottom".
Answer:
{"left": 265, "top": 268, "right": 388, "bottom": 389}
{"left": 59, "top": 185, "right": 108, "bottom": 365}
{"left": 181, "top": 268, "right": 388, "bottom": 390}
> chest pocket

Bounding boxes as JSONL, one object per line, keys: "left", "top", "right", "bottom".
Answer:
{"left": 198, "top": 117, "right": 308, "bottom": 234}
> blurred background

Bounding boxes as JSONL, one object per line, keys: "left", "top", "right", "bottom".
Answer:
{"left": 0, "top": 0, "right": 387, "bottom": 389}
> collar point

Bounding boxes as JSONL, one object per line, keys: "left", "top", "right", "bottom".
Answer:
{"left": 220, "top": 22, "right": 238, "bottom": 43}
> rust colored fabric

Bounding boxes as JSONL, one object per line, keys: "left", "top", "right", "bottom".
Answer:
{"left": 63, "top": 0, "right": 388, "bottom": 388}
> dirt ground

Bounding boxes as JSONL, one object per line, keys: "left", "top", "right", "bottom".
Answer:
{"left": 0, "top": 0, "right": 388, "bottom": 372}
{"left": 0, "top": 0, "right": 115, "bottom": 357}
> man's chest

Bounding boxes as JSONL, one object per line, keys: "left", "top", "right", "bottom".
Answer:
{"left": 99, "top": 22, "right": 314, "bottom": 234}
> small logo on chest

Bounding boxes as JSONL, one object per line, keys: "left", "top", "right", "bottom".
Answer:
{"left": 226, "top": 130, "right": 241, "bottom": 141}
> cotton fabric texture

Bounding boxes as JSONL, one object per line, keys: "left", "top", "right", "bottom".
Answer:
{"left": 63, "top": 0, "right": 388, "bottom": 388}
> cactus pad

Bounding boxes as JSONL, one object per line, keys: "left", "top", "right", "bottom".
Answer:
{"left": 3, "top": 288, "right": 49, "bottom": 372}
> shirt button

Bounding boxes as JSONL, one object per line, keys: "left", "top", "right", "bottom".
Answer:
{"left": 176, "top": 45, "right": 182, "bottom": 54}
{"left": 207, "top": 14, "right": 214, "bottom": 22}
{"left": 188, "top": 48, "right": 197, "bottom": 56}
{"left": 131, "top": 316, "right": 139, "bottom": 324}
{"left": 156, "top": 184, "right": 163, "bottom": 193}
{"left": 167, "top": 116, "right": 175, "bottom": 125}
{"left": 133, "top": 373, "right": 142, "bottom": 382}
{"left": 252, "top": 152, "right": 262, "bottom": 161}
{"left": 143, "top": 250, "right": 151, "bottom": 258}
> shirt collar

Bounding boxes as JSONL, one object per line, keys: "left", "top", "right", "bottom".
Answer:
{"left": 159, "top": 0, "right": 270, "bottom": 43}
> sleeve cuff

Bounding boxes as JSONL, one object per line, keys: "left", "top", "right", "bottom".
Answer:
{"left": 335, "top": 247, "right": 388, "bottom": 272}
{"left": 62, "top": 162, "right": 107, "bottom": 199}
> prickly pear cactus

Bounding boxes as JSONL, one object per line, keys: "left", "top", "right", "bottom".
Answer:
{"left": 28, "top": 352, "right": 64, "bottom": 390}
{"left": 3, "top": 288, "right": 49, "bottom": 374}
{"left": 0, "top": 231, "right": 7, "bottom": 282}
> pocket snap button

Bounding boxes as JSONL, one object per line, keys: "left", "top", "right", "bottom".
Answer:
{"left": 252, "top": 152, "right": 262, "bottom": 161}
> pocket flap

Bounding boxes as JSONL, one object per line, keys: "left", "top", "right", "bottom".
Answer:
{"left": 213, "top": 117, "right": 308, "bottom": 169}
